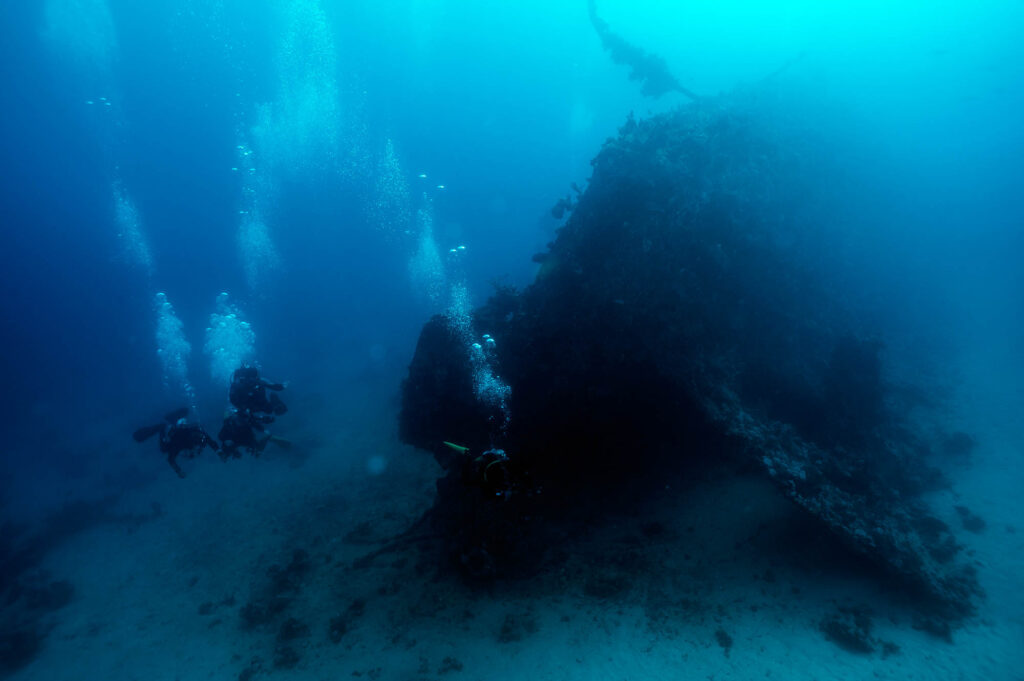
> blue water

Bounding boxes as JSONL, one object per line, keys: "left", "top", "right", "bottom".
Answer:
{"left": 1, "top": 1, "right": 1023, "bottom": 678}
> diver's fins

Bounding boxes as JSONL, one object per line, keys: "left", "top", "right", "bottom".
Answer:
{"left": 268, "top": 435, "right": 292, "bottom": 450}
{"left": 163, "top": 406, "right": 190, "bottom": 423}
{"left": 133, "top": 423, "right": 164, "bottom": 443}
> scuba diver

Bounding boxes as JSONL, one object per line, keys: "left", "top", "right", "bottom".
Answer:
{"left": 133, "top": 408, "right": 219, "bottom": 478}
{"left": 218, "top": 409, "right": 263, "bottom": 459}
{"left": 443, "top": 441, "right": 513, "bottom": 499}
{"left": 229, "top": 365, "right": 287, "bottom": 422}
{"left": 221, "top": 364, "right": 292, "bottom": 459}
{"left": 217, "top": 408, "right": 290, "bottom": 459}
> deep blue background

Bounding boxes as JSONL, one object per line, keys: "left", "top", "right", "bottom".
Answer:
{"left": 1, "top": 0, "right": 1021, "bottom": 511}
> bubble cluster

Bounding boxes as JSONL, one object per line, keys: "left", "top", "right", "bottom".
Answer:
{"left": 235, "top": 140, "right": 269, "bottom": 208}
{"left": 259, "top": 0, "right": 341, "bottom": 180}
{"left": 369, "top": 138, "right": 412, "bottom": 240}
{"left": 238, "top": 216, "right": 281, "bottom": 293}
{"left": 234, "top": 140, "right": 281, "bottom": 292}
{"left": 154, "top": 292, "right": 194, "bottom": 404}
{"left": 408, "top": 206, "right": 446, "bottom": 310}
{"left": 445, "top": 283, "right": 511, "bottom": 434}
{"left": 203, "top": 292, "right": 256, "bottom": 386}
{"left": 112, "top": 182, "right": 153, "bottom": 275}
{"left": 239, "top": 0, "right": 346, "bottom": 286}
{"left": 468, "top": 339, "right": 512, "bottom": 422}
{"left": 445, "top": 281, "right": 473, "bottom": 341}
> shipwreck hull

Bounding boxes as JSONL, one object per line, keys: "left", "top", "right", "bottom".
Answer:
{"left": 400, "top": 92, "right": 981, "bottom": 624}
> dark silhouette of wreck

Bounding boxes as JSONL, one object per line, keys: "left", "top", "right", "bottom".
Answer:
{"left": 399, "top": 89, "right": 981, "bottom": 635}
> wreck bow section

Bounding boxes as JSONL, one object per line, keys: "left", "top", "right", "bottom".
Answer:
{"left": 400, "top": 93, "right": 981, "bottom": 625}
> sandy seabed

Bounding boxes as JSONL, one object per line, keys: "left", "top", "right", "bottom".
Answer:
{"left": 8, "top": 364, "right": 1024, "bottom": 681}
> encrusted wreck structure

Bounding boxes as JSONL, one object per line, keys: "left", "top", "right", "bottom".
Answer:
{"left": 399, "top": 90, "right": 981, "bottom": 629}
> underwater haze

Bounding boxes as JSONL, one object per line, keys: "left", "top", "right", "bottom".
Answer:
{"left": 1, "top": 0, "right": 1022, "bottom": 679}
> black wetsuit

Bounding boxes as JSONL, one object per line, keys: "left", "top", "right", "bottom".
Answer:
{"left": 134, "top": 410, "right": 218, "bottom": 478}
{"left": 160, "top": 423, "right": 219, "bottom": 477}
{"left": 229, "top": 367, "right": 287, "bottom": 421}
{"left": 217, "top": 410, "right": 265, "bottom": 459}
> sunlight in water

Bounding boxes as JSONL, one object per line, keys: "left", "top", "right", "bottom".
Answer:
{"left": 43, "top": 0, "right": 117, "bottom": 76}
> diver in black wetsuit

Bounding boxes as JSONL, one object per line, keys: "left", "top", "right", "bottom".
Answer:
{"left": 217, "top": 408, "right": 270, "bottom": 459}
{"left": 213, "top": 366, "right": 293, "bottom": 461}
{"left": 133, "top": 408, "right": 219, "bottom": 478}
{"left": 229, "top": 365, "right": 287, "bottom": 423}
